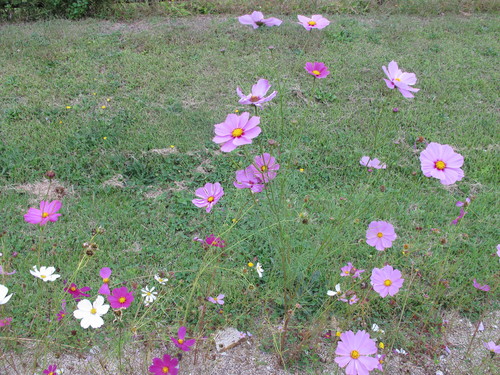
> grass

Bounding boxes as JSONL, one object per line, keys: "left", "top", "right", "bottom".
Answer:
{"left": 0, "top": 12, "right": 499, "bottom": 374}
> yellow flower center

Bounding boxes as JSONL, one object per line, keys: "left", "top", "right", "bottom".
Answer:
{"left": 48, "top": 372, "right": 54, "bottom": 375}
{"left": 249, "top": 95, "right": 260, "bottom": 103}
{"left": 260, "top": 165, "right": 268, "bottom": 172}
{"left": 42, "top": 212, "right": 49, "bottom": 218}
{"left": 395, "top": 78, "right": 401, "bottom": 81}
{"left": 207, "top": 196, "right": 215, "bottom": 203}
{"left": 350, "top": 350, "right": 360, "bottom": 359}
{"left": 377, "top": 232, "right": 383, "bottom": 238}
{"left": 312, "top": 70, "right": 320, "bottom": 75}
{"left": 308, "top": 21, "right": 317, "bottom": 26}
{"left": 70, "top": 286, "right": 76, "bottom": 291}
{"left": 435, "top": 160, "right": 446, "bottom": 170}
{"left": 90, "top": 308, "right": 97, "bottom": 314}
{"left": 119, "top": 297, "right": 126, "bottom": 303}
{"left": 344, "top": 271, "right": 350, "bottom": 274}
{"left": 146, "top": 292, "right": 151, "bottom": 296}
{"left": 162, "top": 367, "right": 169, "bottom": 373}
{"left": 248, "top": 262, "right": 254, "bottom": 267}
{"left": 178, "top": 339, "right": 184, "bottom": 344}
{"left": 103, "top": 278, "right": 109, "bottom": 283}
{"left": 384, "top": 280, "right": 392, "bottom": 286}
{"left": 41, "top": 275, "right": 47, "bottom": 279}
{"left": 232, "top": 128, "right": 244, "bottom": 137}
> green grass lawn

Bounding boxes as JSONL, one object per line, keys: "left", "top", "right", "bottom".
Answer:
{"left": 0, "top": 13, "right": 499, "bottom": 374}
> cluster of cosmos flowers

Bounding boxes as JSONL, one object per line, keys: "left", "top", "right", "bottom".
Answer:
{"left": 0, "top": 11, "right": 497, "bottom": 375}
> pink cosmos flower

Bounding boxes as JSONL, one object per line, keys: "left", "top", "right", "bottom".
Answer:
{"left": 171, "top": 326, "right": 196, "bottom": 352}
{"left": 149, "top": 353, "right": 179, "bottom": 375}
{"left": 451, "top": 208, "right": 466, "bottom": 225}
{"left": 192, "top": 182, "right": 224, "bottom": 213}
{"left": 382, "top": 61, "right": 420, "bottom": 98}
{"left": 194, "top": 235, "right": 226, "bottom": 248}
{"left": 0, "top": 265, "right": 16, "bottom": 275}
{"left": 65, "top": 283, "right": 91, "bottom": 301}
{"left": 335, "top": 330, "right": 379, "bottom": 375}
{"left": 360, "top": 156, "right": 386, "bottom": 169}
{"left": 234, "top": 166, "right": 265, "bottom": 193}
{"left": 57, "top": 299, "right": 67, "bottom": 321}
{"left": 43, "top": 365, "right": 58, "bottom": 375}
{"left": 213, "top": 112, "right": 261, "bottom": 152}
{"left": 497, "top": 244, "right": 500, "bottom": 258}
{"left": 339, "top": 294, "right": 359, "bottom": 305}
{"left": 456, "top": 197, "right": 471, "bottom": 207}
{"left": 251, "top": 153, "right": 280, "bottom": 183}
{"left": 371, "top": 265, "right": 404, "bottom": 298}
{"left": 420, "top": 142, "right": 464, "bottom": 185}
{"left": 366, "top": 221, "right": 397, "bottom": 251}
{"left": 297, "top": 15, "right": 330, "bottom": 30}
{"left": 98, "top": 267, "right": 112, "bottom": 295}
{"left": 340, "top": 262, "right": 365, "bottom": 278}
{"left": 473, "top": 279, "right": 490, "bottom": 292}
{"left": 207, "top": 294, "right": 225, "bottom": 305}
{"left": 483, "top": 341, "right": 500, "bottom": 354}
{"left": 304, "top": 62, "right": 330, "bottom": 78}
{"left": 108, "top": 286, "right": 134, "bottom": 309}
{"left": 24, "top": 200, "right": 62, "bottom": 225}
{"left": 236, "top": 79, "right": 277, "bottom": 108}
{"left": 0, "top": 317, "right": 12, "bottom": 327}
{"left": 376, "top": 354, "right": 386, "bottom": 371}
{"left": 238, "top": 11, "right": 282, "bottom": 29}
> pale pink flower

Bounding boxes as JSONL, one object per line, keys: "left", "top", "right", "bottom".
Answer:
{"left": 251, "top": 153, "right": 280, "bottom": 183}
{"left": 213, "top": 112, "right": 261, "bottom": 152}
{"left": 192, "top": 182, "right": 224, "bottom": 213}
{"left": 366, "top": 221, "right": 397, "bottom": 251}
{"left": 340, "top": 262, "right": 365, "bottom": 278}
{"left": 207, "top": 294, "right": 225, "bottom": 305}
{"left": 360, "top": 156, "right": 386, "bottom": 169}
{"left": 339, "top": 294, "right": 359, "bottom": 305}
{"left": 456, "top": 197, "right": 471, "bottom": 207}
{"left": 98, "top": 267, "right": 112, "bottom": 295}
{"left": 297, "top": 15, "right": 330, "bottom": 30}
{"left": 236, "top": 79, "right": 277, "bottom": 108}
{"left": 371, "top": 265, "right": 404, "bottom": 298}
{"left": 382, "top": 61, "right": 420, "bottom": 98}
{"left": 304, "top": 62, "right": 330, "bottom": 78}
{"left": 451, "top": 208, "right": 466, "bottom": 225}
{"left": 473, "top": 279, "right": 490, "bottom": 292}
{"left": 234, "top": 166, "right": 265, "bottom": 193}
{"left": 483, "top": 341, "right": 500, "bottom": 354}
{"left": 335, "top": 330, "right": 379, "bottom": 375}
{"left": 238, "top": 11, "right": 282, "bottom": 29}
{"left": 24, "top": 200, "right": 62, "bottom": 225}
{"left": 420, "top": 142, "right": 464, "bottom": 185}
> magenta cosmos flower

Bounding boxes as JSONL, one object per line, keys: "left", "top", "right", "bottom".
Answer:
{"left": 56, "top": 300, "right": 67, "bottom": 321}
{"left": 192, "top": 182, "right": 224, "bottom": 213}
{"left": 371, "top": 265, "right": 404, "bottom": 298}
{"left": 251, "top": 153, "right": 280, "bottom": 182}
{"left": 305, "top": 62, "right": 330, "bottom": 78}
{"left": 360, "top": 156, "right": 386, "bottom": 169}
{"left": 366, "top": 221, "right": 397, "bottom": 251}
{"left": 171, "top": 326, "right": 196, "bottom": 352}
{"left": 382, "top": 61, "right": 420, "bottom": 98}
{"left": 483, "top": 341, "right": 500, "bottom": 354}
{"left": 24, "top": 200, "right": 62, "bottom": 225}
{"left": 65, "top": 283, "right": 91, "bottom": 301}
{"left": 236, "top": 79, "right": 277, "bottom": 108}
{"left": 0, "top": 317, "right": 12, "bottom": 327}
{"left": 473, "top": 279, "right": 490, "bottom": 292}
{"left": 238, "top": 11, "right": 282, "bottom": 29}
{"left": 108, "top": 286, "right": 134, "bottom": 309}
{"left": 194, "top": 235, "right": 226, "bottom": 248}
{"left": 149, "top": 354, "right": 179, "bottom": 375}
{"left": 43, "top": 365, "right": 58, "bottom": 375}
{"left": 234, "top": 166, "right": 265, "bottom": 193}
{"left": 420, "top": 142, "right": 464, "bottom": 185}
{"left": 335, "top": 330, "right": 379, "bottom": 375}
{"left": 98, "top": 267, "right": 112, "bottom": 295}
{"left": 213, "top": 112, "right": 261, "bottom": 152}
{"left": 298, "top": 15, "right": 330, "bottom": 30}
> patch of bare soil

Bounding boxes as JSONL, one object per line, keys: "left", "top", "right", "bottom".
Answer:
{"left": 9, "top": 179, "right": 72, "bottom": 204}
{"left": 102, "top": 174, "right": 126, "bottom": 189}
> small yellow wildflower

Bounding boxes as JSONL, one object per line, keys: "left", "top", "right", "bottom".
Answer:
{"left": 336, "top": 331, "right": 342, "bottom": 337}
{"left": 106, "top": 98, "right": 111, "bottom": 102}
{"left": 59, "top": 121, "right": 63, "bottom": 124}
{"left": 379, "top": 342, "right": 385, "bottom": 349}
{"left": 92, "top": 92, "right": 97, "bottom": 95}
{"left": 103, "top": 137, "right": 107, "bottom": 140}
{"left": 66, "top": 106, "right": 71, "bottom": 109}
{"left": 170, "top": 145, "right": 175, "bottom": 148}
{"left": 299, "top": 168, "right": 304, "bottom": 172}
{"left": 234, "top": 109, "right": 239, "bottom": 113}
{"left": 101, "top": 105, "right": 106, "bottom": 109}
{"left": 247, "top": 262, "right": 254, "bottom": 267}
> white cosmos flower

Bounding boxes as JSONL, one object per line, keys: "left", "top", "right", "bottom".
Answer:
{"left": 30, "top": 266, "right": 60, "bottom": 282}
{"left": 327, "top": 284, "right": 341, "bottom": 296}
{"left": 141, "top": 286, "right": 158, "bottom": 306}
{"left": 371, "top": 323, "right": 385, "bottom": 334}
{"left": 73, "top": 295, "right": 109, "bottom": 329}
{"left": 256, "top": 263, "right": 264, "bottom": 278}
{"left": 394, "top": 348, "right": 408, "bottom": 355}
{"left": 154, "top": 274, "right": 168, "bottom": 285}
{"left": 0, "top": 284, "right": 13, "bottom": 305}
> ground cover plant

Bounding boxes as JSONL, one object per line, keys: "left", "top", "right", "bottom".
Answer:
{"left": 0, "top": 10, "right": 499, "bottom": 375}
